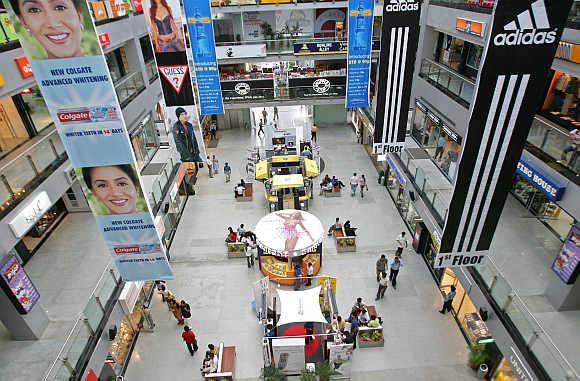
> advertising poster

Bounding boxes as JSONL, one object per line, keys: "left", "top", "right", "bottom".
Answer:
{"left": 328, "top": 344, "right": 354, "bottom": 379}
{"left": 293, "top": 40, "right": 380, "bottom": 55}
{"left": 242, "top": 12, "right": 275, "bottom": 41}
{"left": 166, "top": 105, "right": 206, "bottom": 163}
{"left": 552, "top": 225, "right": 580, "bottom": 284}
{"left": 183, "top": 0, "right": 224, "bottom": 115}
{"left": 271, "top": 337, "right": 306, "bottom": 375}
{"left": 5, "top": 0, "right": 173, "bottom": 281}
{"left": 314, "top": 9, "right": 347, "bottom": 38}
{"left": 373, "top": 0, "right": 422, "bottom": 156}
{"left": 288, "top": 77, "right": 346, "bottom": 98}
{"left": 0, "top": 256, "right": 40, "bottom": 314}
{"left": 436, "top": 0, "right": 574, "bottom": 268}
{"left": 221, "top": 79, "right": 275, "bottom": 102}
{"left": 346, "top": 0, "right": 374, "bottom": 108}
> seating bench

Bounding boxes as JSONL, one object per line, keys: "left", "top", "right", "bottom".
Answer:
{"left": 235, "top": 183, "right": 253, "bottom": 202}
{"left": 205, "top": 343, "right": 236, "bottom": 380}
{"left": 323, "top": 184, "right": 342, "bottom": 197}
{"left": 333, "top": 227, "right": 356, "bottom": 253}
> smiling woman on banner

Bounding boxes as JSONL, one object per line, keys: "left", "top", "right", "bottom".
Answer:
{"left": 148, "top": 0, "right": 185, "bottom": 53}
{"left": 9, "top": 0, "right": 98, "bottom": 59}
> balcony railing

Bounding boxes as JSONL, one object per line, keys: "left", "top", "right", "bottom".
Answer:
{"left": 215, "top": 37, "right": 378, "bottom": 56}
{"left": 0, "top": 126, "right": 67, "bottom": 220}
{"left": 115, "top": 71, "right": 146, "bottom": 108}
{"left": 428, "top": 0, "right": 494, "bottom": 13}
{"left": 43, "top": 262, "right": 122, "bottom": 380}
{"left": 147, "top": 157, "right": 179, "bottom": 214}
{"left": 419, "top": 58, "right": 475, "bottom": 108}
{"left": 145, "top": 60, "right": 158, "bottom": 83}
{"left": 473, "top": 257, "right": 579, "bottom": 381}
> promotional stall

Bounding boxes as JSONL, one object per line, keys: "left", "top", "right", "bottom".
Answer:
{"left": 255, "top": 210, "right": 324, "bottom": 285}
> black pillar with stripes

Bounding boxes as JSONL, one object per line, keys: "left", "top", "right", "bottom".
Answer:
{"left": 435, "top": 0, "right": 574, "bottom": 268}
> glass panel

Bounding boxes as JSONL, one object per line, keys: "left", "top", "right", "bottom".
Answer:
{"left": 54, "top": 363, "right": 72, "bottom": 381}
{"left": 530, "top": 337, "right": 571, "bottom": 380}
{"left": 490, "top": 275, "right": 511, "bottom": 309}
{"left": 459, "top": 81, "right": 475, "bottom": 103}
{"left": 20, "top": 87, "right": 53, "bottom": 132}
{"left": 3, "top": 156, "right": 36, "bottom": 193}
{"left": 415, "top": 167, "right": 426, "bottom": 192}
{"left": 83, "top": 297, "right": 104, "bottom": 332}
{"left": 543, "top": 128, "right": 571, "bottom": 161}
{"left": 66, "top": 323, "right": 92, "bottom": 368}
{"left": 474, "top": 262, "right": 496, "bottom": 289}
{"left": 0, "top": 181, "right": 12, "bottom": 212}
{"left": 448, "top": 76, "right": 462, "bottom": 96}
{"left": 505, "top": 298, "right": 536, "bottom": 344}
{"left": 431, "top": 191, "right": 448, "bottom": 223}
{"left": 51, "top": 133, "right": 66, "bottom": 156}
{"left": 115, "top": 72, "right": 145, "bottom": 106}
{"left": 29, "top": 140, "right": 57, "bottom": 173}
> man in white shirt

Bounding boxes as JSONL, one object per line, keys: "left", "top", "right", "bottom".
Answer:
{"left": 237, "top": 224, "right": 246, "bottom": 238}
{"left": 206, "top": 156, "right": 213, "bottom": 178}
{"left": 306, "top": 262, "right": 314, "bottom": 286}
{"left": 349, "top": 172, "right": 359, "bottom": 197}
{"left": 395, "top": 232, "right": 408, "bottom": 256}
{"left": 244, "top": 236, "right": 254, "bottom": 268}
{"left": 375, "top": 272, "right": 388, "bottom": 300}
{"left": 389, "top": 256, "right": 402, "bottom": 289}
{"left": 235, "top": 184, "right": 245, "bottom": 198}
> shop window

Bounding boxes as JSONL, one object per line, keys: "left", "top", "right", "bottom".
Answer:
{"left": 0, "top": 6, "right": 19, "bottom": 48}
{"left": 105, "top": 48, "right": 128, "bottom": 83}
{"left": 131, "top": 114, "right": 159, "bottom": 171}
{"left": 139, "top": 35, "right": 154, "bottom": 63}
{"left": 436, "top": 33, "right": 482, "bottom": 80}
{"left": 541, "top": 71, "right": 580, "bottom": 131}
{"left": 0, "top": 97, "right": 30, "bottom": 155}
{"left": 20, "top": 87, "right": 52, "bottom": 133}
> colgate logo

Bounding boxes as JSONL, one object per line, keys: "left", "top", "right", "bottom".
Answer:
{"left": 385, "top": 0, "right": 418, "bottom": 12}
{"left": 57, "top": 111, "right": 90, "bottom": 123}
{"left": 114, "top": 246, "right": 139, "bottom": 254}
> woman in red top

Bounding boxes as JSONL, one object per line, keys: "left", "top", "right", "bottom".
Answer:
{"left": 225, "top": 227, "right": 237, "bottom": 243}
{"left": 182, "top": 326, "right": 198, "bottom": 356}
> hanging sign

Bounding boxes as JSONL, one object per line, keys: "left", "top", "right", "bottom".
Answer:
{"left": 435, "top": 0, "right": 574, "bottom": 268}
{"left": 373, "top": 0, "right": 422, "bottom": 156}
{"left": 345, "top": 0, "right": 374, "bottom": 108}
{"left": 4, "top": 0, "right": 173, "bottom": 281}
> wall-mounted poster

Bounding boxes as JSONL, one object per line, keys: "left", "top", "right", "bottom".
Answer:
{"left": 0, "top": 256, "right": 40, "bottom": 314}
{"left": 552, "top": 225, "right": 580, "bottom": 284}
{"left": 314, "top": 8, "right": 347, "bottom": 38}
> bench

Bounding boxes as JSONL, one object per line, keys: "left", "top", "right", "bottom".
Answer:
{"left": 205, "top": 343, "right": 236, "bottom": 379}
{"left": 322, "top": 184, "right": 342, "bottom": 197}
{"left": 235, "top": 183, "right": 253, "bottom": 202}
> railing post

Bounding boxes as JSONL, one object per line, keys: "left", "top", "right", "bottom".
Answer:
{"left": 82, "top": 317, "right": 95, "bottom": 336}
{"left": 503, "top": 293, "right": 514, "bottom": 310}
{"left": 61, "top": 357, "right": 76, "bottom": 377}
{"left": 26, "top": 155, "right": 39, "bottom": 175}
{"left": 109, "top": 268, "right": 119, "bottom": 285}
{"left": 94, "top": 296, "right": 105, "bottom": 313}
{"left": 489, "top": 275, "right": 498, "bottom": 291}
{"left": 528, "top": 330, "right": 539, "bottom": 348}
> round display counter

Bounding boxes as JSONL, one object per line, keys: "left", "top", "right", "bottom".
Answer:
{"left": 254, "top": 210, "right": 324, "bottom": 284}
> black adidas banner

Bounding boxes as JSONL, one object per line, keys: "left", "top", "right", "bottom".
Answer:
{"left": 435, "top": 0, "right": 573, "bottom": 268}
{"left": 373, "top": 0, "right": 422, "bottom": 156}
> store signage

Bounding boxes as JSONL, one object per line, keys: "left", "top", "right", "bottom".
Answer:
{"left": 183, "top": 0, "right": 224, "bottom": 115}
{"left": 456, "top": 18, "right": 485, "bottom": 38}
{"left": 5, "top": 0, "right": 174, "bottom": 281}
{"left": 288, "top": 76, "right": 346, "bottom": 98}
{"left": 221, "top": 79, "right": 274, "bottom": 102}
{"left": 386, "top": 155, "right": 406, "bottom": 186}
{"left": 552, "top": 225, "right": 580, "bottom": 284}
{"left": 346, "top": 0, "right": 374, "bottom": 108}
{"left": 515, "top": 157, "right": 565, "bottom": 201}
{"left": 293, "top": 41, "right": 380, "bottom": 55}
{"left": 98, "top": 33, "right": 111, "bottom": 48}
{"left": 508, "top": 347, "right": 534, "bottom": 381}
{"left": 8, "top": 191, "right": 52, "bottom": 238}
{"left": 436, "top": 0, "right": 573, "bottom": 268}
{"left": 373, "top": 0, "right": 422, "bottom": 156}
{"left": 158, "top": 65, "right": 188, "bottom": 93}
{"left": 215, "top": 44, "right": 266, "bottom": 59}
{"left": 133, "top": 0, "right": 143, "bottom": 13}
{"left": 14, "top": 56, "right": 32, "bottom": 78}
{"left": 441, "top": 124, "right": 462, "bottom": 144}
{"left": 0, "top": 256, "right": 40, "bottom": 314}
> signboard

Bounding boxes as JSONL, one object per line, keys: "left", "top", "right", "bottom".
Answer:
{"left": 14, "top": 56, "right": 32, "bottom": 78}
{"left": 8, "top": 191, "right": 52, "bottom": 238}
{"left": 5, "top": 0, "right": 173, "bottom": 281}
{"left": 216, "top": 44, "right": 267, "bottom": 59}
{"left": 435, "top": 0, "right": 574, "bottom": 269}
{"left": 456, "top": 18, "right": 486, "bottom": 38}
{"left": 271, "top": 337, "right": 306, "bottom": 375}
{"left": 552, "top": 225, "right": 580, "bottom": 284}
{"left": 183, "top": 0, "right": 224, "bottom": 115}
{"left": 515, "top": 157, "right": 566, "bottom": 201}
{"left": 293, "top": 40, "right": 380, "bottom": 55}
{"left": 288, "top": 76, "right": 346, "bottom": 98}
{"left": 0, "top": 256, "right": 40, "bottom": 314}
{"left": 221, "top": 79, "right": 275, "bottom": 102}
{"left": 346, "top": 0, "right": 374, "bottom": 108}
{"left": 328, "top": 344, "right": 354, "bottom": 379}
{"left": 373, "top": 0, "right": 422, "bottom": 156}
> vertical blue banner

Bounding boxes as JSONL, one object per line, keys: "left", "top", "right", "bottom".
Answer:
{"left": 184, "top": 0, "right": 224, "bottom": 115}
{"left": 346, "top": 0, "right": 374, "bottom": 108}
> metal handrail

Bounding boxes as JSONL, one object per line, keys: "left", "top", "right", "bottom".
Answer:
{"left": 422, "top": 57, "right": 477, "bottom": 85}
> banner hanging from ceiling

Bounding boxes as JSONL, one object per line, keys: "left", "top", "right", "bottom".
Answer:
{"left": 4, "top": 0, "right": 173, "bottom": 281}
{"left": 373, "top": 0, "right": 422, "bottom": 156}
{"left": 345, "top": 0, "right": 374, "bottom": 108}
{"left": 183, "top": 0, "right": 224, "bottom": 115}
{"left": 435, "top": 0, "right": 574, "bottom": 268}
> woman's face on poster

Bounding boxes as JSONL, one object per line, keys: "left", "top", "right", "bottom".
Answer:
{"left": 18, "top": 0, "right": 84, "bottom": 59}
{"left": 90, "top": 166, "right": 139, "bottom": 215}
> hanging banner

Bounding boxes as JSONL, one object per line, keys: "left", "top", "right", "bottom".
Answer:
{"left": 183, "top": 0, "right": 224, "bottom": 115}
{"left": 435, "top": 0, "right": 574, "bottom": 269}
{"left": 4, "top": 0, "right": 173, "bottom": 281}
{"left": 141, "top": 0, "right": 206, "bottom": 163}
{"left": 373, "top": 0, "right": 422, "bottom": 156}
{"left": 345, "top": 0, "right": 374, "bottom": 108}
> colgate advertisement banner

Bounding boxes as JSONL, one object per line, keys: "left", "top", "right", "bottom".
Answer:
{"left": 435, "top": 0, "right": 573, "bottom": 268}
{"left": 4, "top": 0, "right": 173, "bottom": 281}
{"left": 373, "top": 0, "right": 422, "bottom": 156}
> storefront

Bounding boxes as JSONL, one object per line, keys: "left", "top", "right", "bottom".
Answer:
{"left": 129, "top": 113, "right": 159, "bottom": 172}
{"left": 435, "top": 32, "right": 483, "bottom": 80}
{"left": 541, "top": 70, "right": 580, "bottom": 131}
{"left": 411, "top": 99, "right": 462, "bottom": 180}
{"left": 160, "top": 164, "right": 191, "bottom": 250}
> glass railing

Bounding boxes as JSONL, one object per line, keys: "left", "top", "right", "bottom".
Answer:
{"left": 145, "top": 60, "right": 158, "bottom": 83}
{"left": 43, "top": 262, "right": 121, "bottom": 380}
{"left": 0, "top": 126, "right": 67, "bottom": 220}
{"left": 147, "top": 157, "right": 178, "bottom": 211}
{"left": 428, "top": 0, "right": 495, "bottom": 13}
{"left": 473, "top": 257, "right": 579, "bottom": 381}
{"left": 115, "top": 71, "right": 146, "bottom": 108}
{"left": 418, "top": 58, "right": 476, "bottom": 108}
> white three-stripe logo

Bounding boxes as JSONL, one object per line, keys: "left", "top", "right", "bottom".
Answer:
{"left": 504, "top": 0, "right": 550, "bottom": 30}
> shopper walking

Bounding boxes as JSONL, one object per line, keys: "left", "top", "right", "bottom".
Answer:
{"left": 273, "top": 106, "right": 279, "bottom": 121}
{"left": 375, "top": 254, "right": 387, "bottom": 282}
{"left": 258, "top": 120, "right": 264, "bottom": 136}
{"left": 358, "top": 174, "right": 368, "bottom": 198}
{"left": 262, "top": 108, "right": 268, "bottom": 124}
{"left": 375, "top": 272, "right": 389, "bottom": 300}
{"left": 439, "top": 285, "right": 456, "bottom": 314}
{"left": 306, "top": 262, "right": 313, "bottom": 286}
{"left": 224, "top": 162, "right": 231, "bottom": 182}
{"left": 294, "top": 265, "right": 302, "bottom": 290}
{"left": 237, "top": 223, "right": 246, "bottom": 238}
{"left": 395, "top": 232, "right": 408, "bottom": 256}
{"left": 389, "top": 256, "right": 402, "bottom": 289}
{"left": 212, "top": 155, "right": 219, "bottom": 174}
{"left": 206, "top": 156, "right": 213, "bottom": 178}
{"left": 310, "top": 125, "right": 318, "bottom": 143}
{"left": 245, "top": 240, "right": 254, "bottom": 268}
{"left": 434, "top": 133, "right": 446, "bottom": 161}
{"left": 349, "top": 173, "right": 359, "bottom": 197}
{"left": 209, "top": 122, "right": 217, "bottom": 140}
{"left": 180, "top": 300, "right": 192, "bottom": 326}
{"left": 181, "top": 326, "right": 198, "bottom": 356}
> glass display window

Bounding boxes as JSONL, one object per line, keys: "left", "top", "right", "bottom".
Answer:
{"left": 541, "top": 70, "right": 580, "bottom": 130}
{"left": 0, "top": 97, "right": 30, "bottom": 156}
{"left": 20, "top": 87, "right": 52, "bottom": 133}
{"left": 436, "top": 32, "right": 482, "bottom": 80}
{"left": 110, "top": 317, "right": 137, "bottom": 370}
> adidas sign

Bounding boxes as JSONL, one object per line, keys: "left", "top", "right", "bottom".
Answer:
{"left": 493, "top": 0, "right": 557, "bottom": 46}
{"left": 385, "top": 0, "right": 418, "bottom": 12}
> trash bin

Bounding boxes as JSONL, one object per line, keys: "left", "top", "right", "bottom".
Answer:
{"left": 477, "top": 364, "right": 489, "bottom": 379}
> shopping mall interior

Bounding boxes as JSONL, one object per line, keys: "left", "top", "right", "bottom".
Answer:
{"left": 0, "top": 0, "right": 579, "bottom": 380}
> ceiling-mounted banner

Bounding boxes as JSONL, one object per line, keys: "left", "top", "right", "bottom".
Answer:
{"left": 4, "top": 0, "right": 173, "bottom": 281}
{"left": 345, "top": 0, "right": 374, "bottom": 108}
{"left": 373, "top": 0, "right": 422, "bottom": 156}
{"left": 435, "top": 0, "right": 574, "bottom": 269}
{"left": 183, "top": 0, "right": 224, "bottom": 115}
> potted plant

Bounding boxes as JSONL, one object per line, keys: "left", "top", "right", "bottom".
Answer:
{"left": 468, "top": 344, "right": 491, "bottom": 371}
{"left": 264, "top": 365, "right": 285, "bottom": 381}
{"left": 300, "top": 369, "right": 317, "bottom": 381}
{"left": 260, "top": 22, "right": 274, "bottom": 49}
{"left": 315, "top": 362, "right": 333, "bottom": 381}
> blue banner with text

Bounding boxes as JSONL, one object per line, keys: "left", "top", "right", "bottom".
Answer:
{"left": 346, "top": 0, "right": 374, "bottom": 108}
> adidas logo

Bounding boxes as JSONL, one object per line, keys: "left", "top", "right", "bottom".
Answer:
{"left": 493, "top": 0, "right": 557, "bottom": 46}
{"left": 385, "top": 0, "right": 418, "bottom": 12}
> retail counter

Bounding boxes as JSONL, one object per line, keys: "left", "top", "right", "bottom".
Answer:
{"left": 260, "top": 253, "right": 321, "bottom": 284}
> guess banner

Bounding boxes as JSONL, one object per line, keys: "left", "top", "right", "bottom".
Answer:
{"left": 373, "top": 0, "right": 422, "bottom": 156}
{"left": 346, "top": 0, "right": 374, "bottom": 108}
{"left": 435, "top": 0, "right": 574, "bottom": 268}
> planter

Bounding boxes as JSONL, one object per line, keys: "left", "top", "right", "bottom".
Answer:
{"left": 357, "top": 326, "right": 384, "bottom": 348}
{"left": 227, "top": 243, "right": 246, "bottom": 258}
{"left": 335, "top": 237, "right": 356, "bottom": 253}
